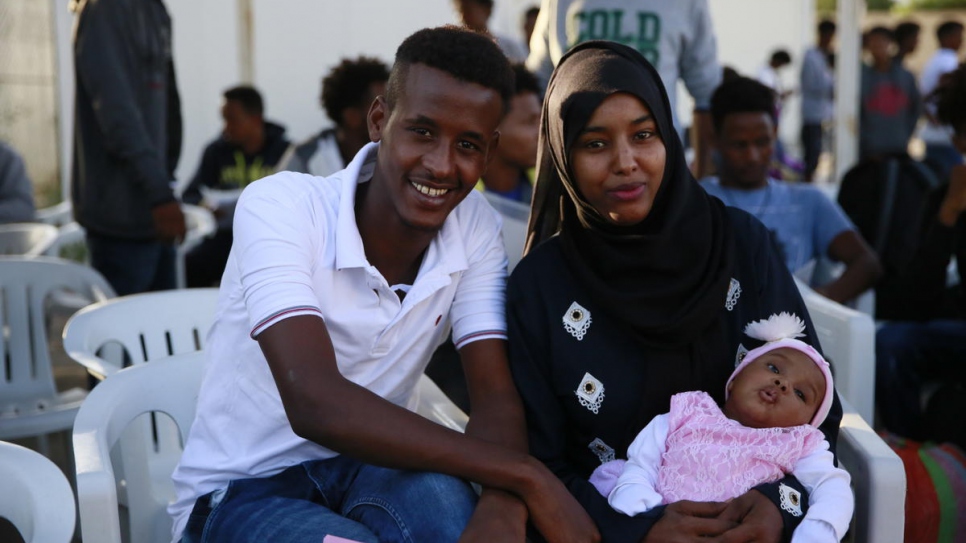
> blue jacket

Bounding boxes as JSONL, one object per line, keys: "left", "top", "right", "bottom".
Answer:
{"left": 71, "top": 0, "right": 182, "bottom": 239}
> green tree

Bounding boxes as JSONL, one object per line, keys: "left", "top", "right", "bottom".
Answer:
{"left": 817, "top": 0, "right": 897, "bottom": 12}
{"left": 909, "top": 0, "right": 966, "bottom": 8}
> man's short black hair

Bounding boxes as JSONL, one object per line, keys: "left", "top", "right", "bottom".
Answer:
{"left": 710, "top": 77, "right": 777, "bottom": 134}
{"left": 895, "top": 21, "right": 921, "bottom": 43}
{"left": 937, "top": 21, "right": 964, "bottom": 42}
{"left": 511, "top": 63, "right": 540, "bottom": 97}
{"left": 387, "top": 26, "right": 514, "bottom": 114}
{"left": 770, "top": 49, "right": 792, "bottom": 66}
{"left": 525, "top": 5, "right": 540, "bottom": 19}
{"left": 223, "top": 86, "right": 263, "bottom": 116}
{"left": 321, "top": 56, "right": 390, "bottom": 126}
{"left": 819, "top": 19, "right": 837, "bottom": 36}
{"left": 936, "top": 63, "right": 966, "bottom": 133}
{"left": 867, "top": 26, "right": 895, "bottom": 42}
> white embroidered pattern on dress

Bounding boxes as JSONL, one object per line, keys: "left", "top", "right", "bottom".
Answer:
{"left": 725, "top": 278, "right": 741, "bottom": 311}
{"left": 563, "top": 301, "right": 592, "bottom": 340}
{"left": 779, "top": 483, "right": 804, "bottom": 517}
{"left": 575, "top": 372, "right": 605, "bottom": 414}
{"left": 588, "top": 438, "right": 615, "bottom": 464}
{"left": 735, "top": 343, "right": 749, "bottom": 367}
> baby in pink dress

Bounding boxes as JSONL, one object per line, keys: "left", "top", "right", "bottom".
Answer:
{"left": 591, "top": 313, "right": 854, "bottom": 543}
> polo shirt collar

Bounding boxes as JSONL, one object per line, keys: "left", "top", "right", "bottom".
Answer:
{"left": 334, "top": 142, "right": 469, "bottom": 281}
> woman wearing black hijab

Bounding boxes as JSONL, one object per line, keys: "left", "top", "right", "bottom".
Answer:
{"left": 507, "top": 41, "right": 843, "bottom": 542}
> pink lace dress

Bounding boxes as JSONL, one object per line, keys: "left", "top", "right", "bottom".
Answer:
{"left": 658, "top": 391, "right": 825, "bottom": 502}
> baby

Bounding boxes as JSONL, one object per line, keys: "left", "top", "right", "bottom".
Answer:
{"left": 591, "top": 313, "right": 854, "bottom": 542}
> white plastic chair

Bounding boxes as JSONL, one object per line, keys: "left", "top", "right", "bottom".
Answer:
{"left": 481, "top": 191, "right": 530, "bottom": 273}
{"left": 795, "top": 278, "right": 877, "bottom": 424}
{"left": 0, "top": 223, "right": 59, "bottom": 257}
{"left": 62, "top": 288, "right": 220, "bottom": 379}
{"left": 72, "top": 349, "right": 469, "bottom": 543}
{"left": 38, "top": 203, "right": 216, "bottom": 289}
{"left": 796, "top": 278, "right": 906, "bottom": 543}
{"left": 62, "top": 288, "right": 219, "bottom": 543}
{"left": 73, "top": 351, "right": 206, "bottom": 543}
{"left": 0, "top": 256, "right": 115, "bottom": 457}
{"left": 0, "top": 440, "right": 77, "bottom": 543}
{"left": 35, "top": 201, "right": 73, "bottom": 227}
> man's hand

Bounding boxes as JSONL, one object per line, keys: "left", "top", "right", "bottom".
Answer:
{"left": 520, "top": 461, "right": 600, "bottom": 543}
{"left": 459, "top": 490, "right": 528, "bottom": 543}
{"left": 642, "top": 500, "right": 733, "bottom": 542}
{"left": 152, "top": 200, "right": 186, "bottom": 244}
{"left": 939, "top": 164, "right": 966, "bottom": 227}
{"left": 715, "top": 489, "right": 783, "bottom": 543}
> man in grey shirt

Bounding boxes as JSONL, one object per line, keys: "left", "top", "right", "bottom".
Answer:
{"left": 800, "top": 19, "right": 836, "bottom": 182}
{"left": 526, "top": 0, "right": 722, "bottom": 178}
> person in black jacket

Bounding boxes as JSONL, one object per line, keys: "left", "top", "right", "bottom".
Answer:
{"left": 508, "top": 40, "right": 842, "bottom": 543}
{"left": 875, "top": 63, "right": 966, "bottom": 445}
{"left": 181, "top": 85, "right": 290, "bottom": 287}
{"left": 72, "top": 0, "right": 185, "bottom": 296}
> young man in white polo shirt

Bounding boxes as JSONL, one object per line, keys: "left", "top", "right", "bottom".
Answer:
{"left": 169, "top": 26, "right": 599, "bottom": 543}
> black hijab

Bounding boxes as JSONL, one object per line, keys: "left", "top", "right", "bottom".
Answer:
{"left": 525, "top": 40, "right": 735, "bottom": 348}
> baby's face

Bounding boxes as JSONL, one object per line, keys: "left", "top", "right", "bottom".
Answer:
{"left": 723, "top": 348, "right": 825, "bottom": 429}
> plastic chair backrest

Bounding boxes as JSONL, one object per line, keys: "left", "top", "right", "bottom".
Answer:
{"left": 73, "top": 351, "right": 206, "bottom": 543}
{"left": 62, "top": 288, "right": 218, "bottom": 543}
{"left": 481, "top": 191, "right": 530, "bottom": 273}
{"left": 0, "top": 256, "right": 114, "bottom": 406}
{"left": 0, "top": 223, "right": 59, "bottom": 256}
{"left": 795, "top": 277, "right": 877, "bottom": 424}
{"left": 63, "top": 288, "right": 220, "bottom": 379}
{"left": 0, "top": 440, "right": 77, "bottom": 543}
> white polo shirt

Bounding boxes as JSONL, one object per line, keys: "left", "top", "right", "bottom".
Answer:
{"left": 169, "top": 143, "right": 508, "bottom": 541}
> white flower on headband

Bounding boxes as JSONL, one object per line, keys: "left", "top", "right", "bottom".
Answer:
{"left": 744, "top": 312, "right": 806, "bottom": 343}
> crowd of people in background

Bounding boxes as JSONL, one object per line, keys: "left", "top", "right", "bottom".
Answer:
{"left": 2, "top": 0, "right": 966, "bottom": 541}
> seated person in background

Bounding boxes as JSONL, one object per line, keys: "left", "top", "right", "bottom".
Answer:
{"left": 859, "top": 26, "right": 921, "bottom": 160}
{"left": 0, "top": 141, "right": 36, "bottom": 223}
{"left": 876, "top": 62, "right": 966, "bottom": 447}
{"left": 181, "top": 85, "right": 290, "bottom": 287}
{"left": 168, "top": 26, "right": 598, "bottom": 543}
{"left": 279, "top": 57, "right": 390, "bottom": 177}
{"left": 701, "top": 77, "right": 882, "bottom": 304}
{"left": 591, "top": 313, "right": 852, "bottom": 543}
{"left": 477, "top": 63, "right": 541, "bottom": 204}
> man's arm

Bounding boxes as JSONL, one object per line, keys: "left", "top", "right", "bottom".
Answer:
{"left": 458, "top": 339, "right": 529, "bottom": 542}
{"left": 817, "top": 229, "right": 882, "bottom": 304}
{"left": 525, "top": 0, "right": 556, "bottom": 90}
{"left": 257, "top": 316, "right": 598, "bottom": 543}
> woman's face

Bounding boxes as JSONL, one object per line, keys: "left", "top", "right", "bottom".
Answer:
{"left": 570, "top": 93, "right": 666, "bottom": 227}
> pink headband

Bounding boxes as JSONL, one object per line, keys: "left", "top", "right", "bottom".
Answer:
{"left": 725, "top": 314, "right": 834, "bottom": 427}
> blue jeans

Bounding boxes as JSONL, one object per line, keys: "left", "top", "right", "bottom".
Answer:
{"left": 181, "top": 456, "right": 477, "bottom": 543}
{"left": 875, "top": 320, "right": 966, "bottom": 440}
{"left": 86, "top": 233, "right": 176, "bottom": 296}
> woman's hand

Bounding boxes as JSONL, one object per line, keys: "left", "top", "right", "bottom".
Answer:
{"left": 642, "top": 491, "right": 783, "bottom": 543}
{"left": 715, "top": 489, "right": 783, "bottom": 543}
{"left": 641, "top": 500, "right": 734, "bottom": 542}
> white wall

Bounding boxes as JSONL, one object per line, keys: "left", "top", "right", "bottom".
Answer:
{"left": 710, "top": 0, "right": 815, "bottom": 150}
{"left": 55, "top": 0, "right": 820, "bottom": 193}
